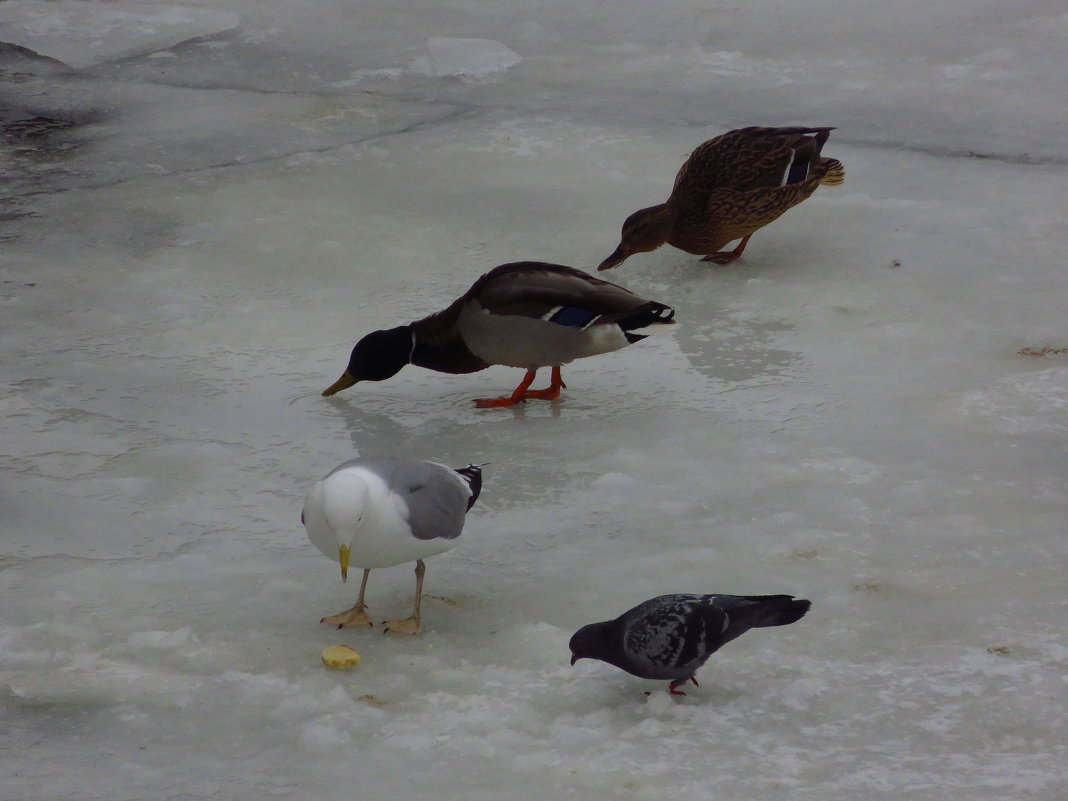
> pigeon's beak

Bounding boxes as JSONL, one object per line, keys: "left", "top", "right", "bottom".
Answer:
{"left": 569, "top": 652, "right": 579, "bottom": 666}
{"left": 322, "top": 371, "right": 357, "bottom": 397}
{"left": 338, "top": 545, "right": 350, "bottom": 582}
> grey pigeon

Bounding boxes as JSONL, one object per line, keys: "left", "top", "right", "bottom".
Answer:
{"left": 569, "top": 593, "right": 811, "bottom": 695}
{"left": 302, "top": 458, "right": 482, "bottom": 634}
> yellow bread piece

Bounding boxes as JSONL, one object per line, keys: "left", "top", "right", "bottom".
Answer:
{"left": 320, "top": 644, "right": 361, "bottom": 670}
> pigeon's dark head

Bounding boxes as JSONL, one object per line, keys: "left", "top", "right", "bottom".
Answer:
{"left": 322, "top": 326, "right": 413, "bottom": 396}
{"left": 568, "top": 621, "right": 610, "bottom": 666}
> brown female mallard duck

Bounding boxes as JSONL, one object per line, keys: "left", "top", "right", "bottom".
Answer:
{"left": 322, "top": 261, "right": 675, "bottom": 407}
{"left": 598, "top": 126, "right": 844, "bottom": 271}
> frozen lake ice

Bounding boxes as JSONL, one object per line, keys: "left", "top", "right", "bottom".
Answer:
{"left": 2, "top": 1, "right": 1067, "bottom": 799}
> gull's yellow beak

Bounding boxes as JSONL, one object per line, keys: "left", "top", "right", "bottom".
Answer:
{"left": 338, "top": 544, "right": 350, "bottom": 582}
{"left": 322, "top": 371, "right": 357, "bottom": 397}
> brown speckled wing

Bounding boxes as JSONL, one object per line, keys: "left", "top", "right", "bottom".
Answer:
{"left": 664, "top": 127, "right": 838, "bottom": 253}
{"left": 672, "top": 126, "right": 835, "bottom": 198}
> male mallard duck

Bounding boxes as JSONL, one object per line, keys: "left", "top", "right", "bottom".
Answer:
{"left": 569, "top": 593, "right": 811, "bottom": 695}
{"left": 598, "top": 126, "right": 844, "bottom": 270}
{"left": 322, "top": 261, "right": 675, "bottom": 407}
{"left": 302, "top": 458, "right": 482, "bottom": 635}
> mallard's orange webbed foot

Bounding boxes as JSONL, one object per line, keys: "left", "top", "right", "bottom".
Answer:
{"left": 519, "top": 386, "right": 562, "bottom": 400}
{"left": 474, "top": 395, "right": 525, "bottom": 408}
{"left": 474, "top": 367, "right": 566, "bottom": 407}
{"left": 701, "top": 234, "right": 752, "bottom": 265}
{"left": 516, "top": 366, "right": 566, "bottom": 400}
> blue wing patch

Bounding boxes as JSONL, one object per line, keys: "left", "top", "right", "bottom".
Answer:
{"left": 548, "top": 306, "right": 599, "bottom": 328}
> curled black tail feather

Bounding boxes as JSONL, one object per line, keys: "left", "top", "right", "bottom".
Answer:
{"left": 620, "top": 302, "right": 675, "bottom": 343}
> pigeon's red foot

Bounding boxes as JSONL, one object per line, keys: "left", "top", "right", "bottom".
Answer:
{"left": 667, "top": 677, "right": 698, "bottom": 696}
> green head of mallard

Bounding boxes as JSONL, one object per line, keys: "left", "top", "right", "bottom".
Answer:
{"left": 322, "top": 325, "right": 412, "bottom": 396}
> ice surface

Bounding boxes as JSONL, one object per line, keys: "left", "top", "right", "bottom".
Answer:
{"left": 2, "top": 0, "right": 1067, "bottom": 800}
{"left": 0, "top": 0, "right": 240, "bottom": 69}
{"left": 412, "top": 37, "right": 522, "bottom": 80}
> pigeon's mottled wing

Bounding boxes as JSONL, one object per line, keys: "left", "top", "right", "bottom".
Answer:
{"left": 622, "top": 594, "right": 728, "bottom": 675}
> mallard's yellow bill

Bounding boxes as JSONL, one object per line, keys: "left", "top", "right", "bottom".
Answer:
{"left": 322, "top": 371, "right": 356, "bottom": 397}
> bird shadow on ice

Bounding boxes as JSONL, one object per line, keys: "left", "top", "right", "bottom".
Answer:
{"left": 651, "top": 266, "right": 803, "bottom": 387}
{"left": 677, "top": 314, "right": 801, "bottom": 386}
{"left": 312, "top": 392, "right": 503, "bottom": 455}
{"left": 303, "top": 392, "right": 581, "bottom": 510}
{"left": 625, "top": 261, "right": 802, "bottom": 376}
{"left": 620, "top": 262, "right": 815, "bottom": 424}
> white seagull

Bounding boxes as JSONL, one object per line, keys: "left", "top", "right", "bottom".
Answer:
{"left": 302, "top": 458, "right": 482, "bottom": 634}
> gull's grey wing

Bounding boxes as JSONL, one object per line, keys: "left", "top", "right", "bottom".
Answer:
{"left": 367, "top": 459, "right": 473, "bottom": 541}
